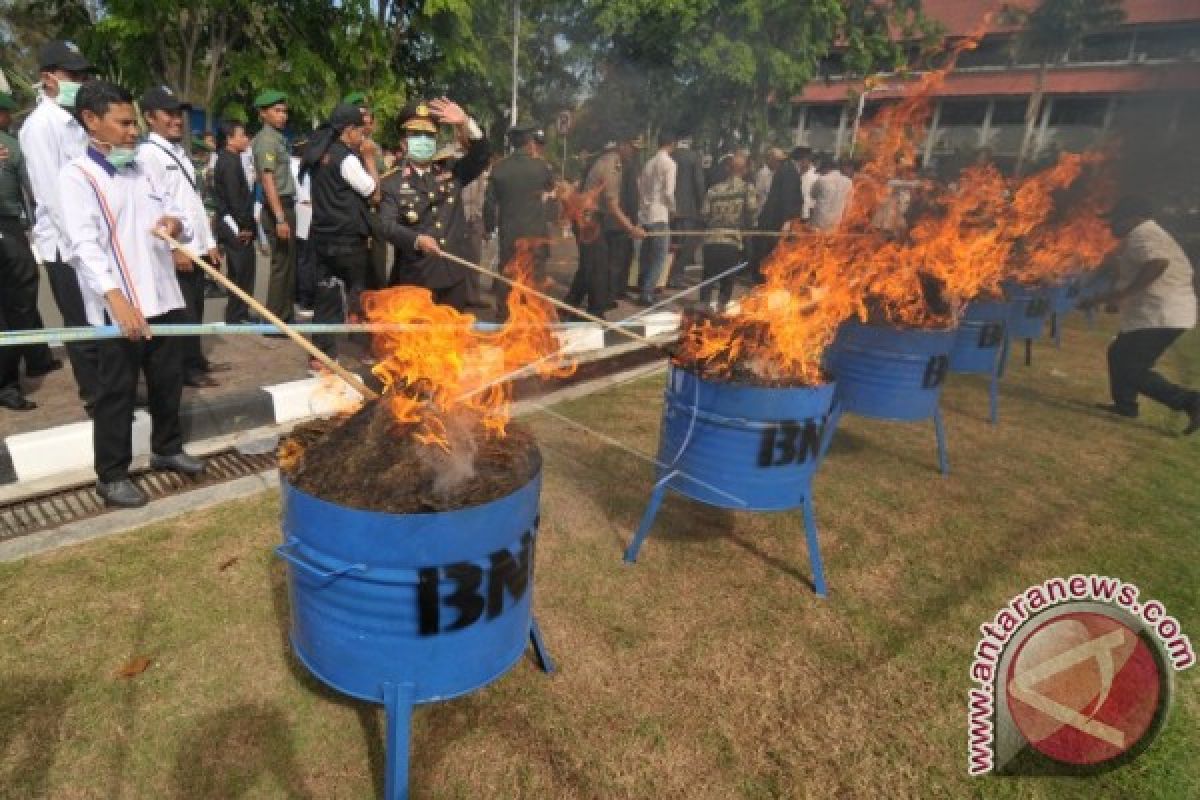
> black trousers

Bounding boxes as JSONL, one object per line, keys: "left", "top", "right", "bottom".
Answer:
{"left": 699, "top": 243, "right": 742, "bottom": 309}
{"left": 94, "top": 309, "right": 186, "bottom": 483}
{"left": 607, "top": 230, "right": 634, "bottom": 301}
{"left": 295, "top": 235, "right": 317, "bottom": 309}
{"left": 0, "top": 219, "right": 56, "bottom": 395}
{"left": 220, "top": 234, "right": 257, "bottom": 324}
{"left": 566, "top": 227, "right": 610, "bottom": 316}
{"left": 262, "top": 202, "right": 297, "bottom": 322}
{"left": 312, "top": 239, "right": 369, "bottom": 358}
{"left": 431, "top": 280, "right": 468, "bottom": 312}
{"left": 493, "top": 238, "right": 547, "bottom": 317}
{"left": 668, "top": 217, "right": 702, "bottom": 284}
{"left": 176, "top": 265, "right": 208, "bottom": 374}
{"left": 44, "top": 256, "right": 100, "bottom": 410}
{"left": 1108, "top": 328, "right": 1199, "bottom": 415}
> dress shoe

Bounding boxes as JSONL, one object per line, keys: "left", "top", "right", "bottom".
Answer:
{"left": 1093, "top": 402, "right": 1138, "bottom": 419}
{"left": 202, "top": 361, "right": 234, "bottom": 373}
{"left": 184, "top": 372, "right": 220, "bottom": 388}
{"left": 97, "top": 479, "right": 148, "bottom": 508}
{"left": 25, "top": 358, "right": 64, "bottom": 378}
{"left": 0, "top": 393, "right": 37, "bottom": 411}
{"left": 1184, "top": 399, "right": 1200, "bottom": 436}
{"left": 150, "top": 452, "right": 206, "bottom": 476}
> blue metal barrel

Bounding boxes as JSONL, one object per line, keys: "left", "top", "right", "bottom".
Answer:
{"left": 826, "top": 321, "right": 957, "bottom": 422}
{"left": 279, "top": 473, "right": 543, "bottom": 705}
{"left": 656, "top": 364, "right": 837, "bottom": 511}
{"left": 1004, "top": 282, "right": 1051, "bottom": 340}
{"left": 1049, "top": 280, "right": 1080, "bottom": 315}
{"left": 950, "top": 301, "right": 1009, "bottom": 375}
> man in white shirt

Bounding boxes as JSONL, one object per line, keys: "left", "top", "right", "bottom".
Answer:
{"left": 61, "top": 80, "right": 205, "bottom": 508}
{"left": 809, "top": 156, "right": 854, "bottom": 232}
{"left": 1083, "top": 196, "right": 1200, "bottom": 434}
{"left": 18, "top": 40, "right": 99, "bottom": 412}
{"left": 635, "top": 132, "right": 677, "bottom": 305}
{"left": 138, "top": 85, "right": 229, "bottom": 388}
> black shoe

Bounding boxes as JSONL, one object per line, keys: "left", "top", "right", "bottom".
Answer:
{"left": 667, "top": 281, "right": 686, "bottom": 290}
{"left": 25, "top": 358, "right": 64, "bottom": 378}
{"left": 1184, "top": 400, "right": 1200, "bottom": 436}
{"left": 605, "top": 301, "right": 618, "bottom": 311}
{"left": 184, "top": 372, "right": 220, "bottom": 388}
{"left": 150, "top": 452, "right": 206, "bottom": 476}
{"left": 634, "top": 295, "right": 655, "bottom": 307}
{"left": 0, "top": 394, "right": 37, "bottom": 411}
{"left": 97, "top": 479, "right": 148, "bottom": 508}
{"left": 1094, "top": 403, "right": 1138, "bottom": 419}
{"left": 202, "top": 361, "right": 234, "bottom": 374}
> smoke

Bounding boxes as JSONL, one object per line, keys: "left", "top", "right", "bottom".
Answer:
{"left": 421, "top": 409, "right": 481, "bottom": 502}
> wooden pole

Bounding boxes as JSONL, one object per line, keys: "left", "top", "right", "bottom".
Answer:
{"left": 155, "top": 231, "right": 380, "bottom": 400}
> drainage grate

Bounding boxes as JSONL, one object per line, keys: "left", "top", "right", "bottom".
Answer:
{"left": 0, "top": 449, "right": 278, "bottom": 543}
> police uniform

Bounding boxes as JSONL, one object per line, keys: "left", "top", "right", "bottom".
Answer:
{"left": 250, "top": 89, "right": 297, "bottom": 321}
{"left": 378, "top": 103, "right": 489, "bottom": 311}
{"left": 567, "top": 143, "right": 625, "bottom": 316}
{"left": 485, "top": 121, "right": 554, "bottom": 315}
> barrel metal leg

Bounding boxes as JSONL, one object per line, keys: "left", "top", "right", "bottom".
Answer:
{"left": 933, "top": 407, "right": 949, "bottom": 476}
{"left": 997, "top": 331, "right": 1011, "bottom": 380}
{"left": 382, "top": 682, "right": 416, "bottom": 800}
{"left": 624, "top": 479, "right": 670, "bottom": 563}
{"left": 988, "top": 365, "right": 1000, "bottom": 426}
{"left": 801, "top": 495, "right": 828, "bottom": 599}
{"left": 1052, "top": 313, "right": 1063, "bottom": 349}
{"left": 1024, "top": 337, "right": 1032, "bottom": 367}
{"left": 529, "top": 618, "right": 556, "bottom": 674}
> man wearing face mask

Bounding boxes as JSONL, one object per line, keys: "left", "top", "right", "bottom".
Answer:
{"left": 378, "top": 99, "right": 490, "bottom": 311}
{"left": 138, "top": 85, "right": 230, "bottom": 389}
{"left": 59, "top": 80, "right": 205, "bottom": 508}
{"left": 19, "top": 40, "right": 99, "bottom": 414}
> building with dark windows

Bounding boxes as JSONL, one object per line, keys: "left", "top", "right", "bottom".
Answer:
{"left": 792, "top": 0, "right": 1200, "bottom": 172}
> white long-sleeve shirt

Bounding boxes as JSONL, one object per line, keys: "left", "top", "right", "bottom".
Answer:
{"left": 18, "top": 95, "right": 88, "bottom": 262}
{"left": 638, "top": 148, "right": 677, "bottom": 226}
{"left": 138, "top": 132, "right": 216, "bottom": 254}
{"left": 60, "top": 148, "right": 193, "bottom": 325}
{"left": 800, "top": 165, "right": 818, "bottom": 221}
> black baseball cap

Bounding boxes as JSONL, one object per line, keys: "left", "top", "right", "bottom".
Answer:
{"left": 140, "top": 85, "right": 190, "bottom": 112}
{"left": 329, "top": 103, "right": 365, "bottom": 131}
{"left": 38, "top": 40, "right": 93, "bottom": 72}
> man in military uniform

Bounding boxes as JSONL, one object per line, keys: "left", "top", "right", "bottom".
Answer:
{"left": 378, "top": 98, "right": 489, "bottom": 311}
{"left": 251, "top": 89, "right": 297, "bottom": 322}
{"left": 484, "top": 120, "right": 554, "bottom": 317}
{"left": 0, "top": 92, "right": 60, "bottom": 411}
{"left": 344, "top": 91, "right": 389, "bottom": 291}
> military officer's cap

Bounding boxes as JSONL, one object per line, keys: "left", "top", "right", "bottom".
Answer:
{"left": 0, "top": 93, "right": 16, "bottom": 111}
{"left": 399, "top": 102, "right": 438, "bottom": 134}
{"left": 342, "top": 91, "right": 369, "bottom": 107}
{"left": 254, "top": 89, "right": 288, "bottom": 109}
{"left": 508, "top": 118, "right": 545, "bottom": 144}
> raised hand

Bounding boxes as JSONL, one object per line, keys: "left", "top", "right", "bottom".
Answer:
{"left": 428, "top": 97, "right": 466, "bottom": 127}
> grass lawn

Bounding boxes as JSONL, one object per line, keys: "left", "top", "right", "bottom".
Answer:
{"left": 1, "top": 314, "right": 1197, "bottom": 799}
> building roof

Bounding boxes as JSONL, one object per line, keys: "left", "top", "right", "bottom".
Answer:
{"left": 922, "top": 0, "right": 1200, "bottom": 37}
{"left": 799, "top": 62, "right": 1200, "bottom": 103}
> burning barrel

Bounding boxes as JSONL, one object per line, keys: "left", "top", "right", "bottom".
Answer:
{"left": 277, "top": 410, "right": 553, "bottom": 800}
{"left": 624, "top": 364, "right": 839, "bottom": 597}
{"left": 825, "top": 320, "right": 957, "bottom": 475}
{"left": 948, "top": 301, "right": 1009, "bottom": 424}
{"left": 1003, "top": 281, "right": 1052, "bottom": 367}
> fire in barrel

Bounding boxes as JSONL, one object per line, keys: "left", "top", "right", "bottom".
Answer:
{"left": 276, "top": 251, "right": 572, "bottom": 800}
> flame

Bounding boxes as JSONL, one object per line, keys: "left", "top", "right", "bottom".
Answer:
{"left": 363, "top": 239, "right": 574, "bottom": 449}
{"left": 675, "top": 24, "right": 1117, "bottom": 386}
{"left": 555, "top": 180, "right": 604, "bottom": 244}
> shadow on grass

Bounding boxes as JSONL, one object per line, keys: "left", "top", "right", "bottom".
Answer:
{"left": 171, "top": 703, "right": 314, "bottom": 799}
{"left": 0, "top": 676, "right": 75, "bottom": 796}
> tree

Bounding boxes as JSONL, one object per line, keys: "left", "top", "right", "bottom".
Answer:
{"left": 1007, "top": 0, "right": 1125, "bottom": 176}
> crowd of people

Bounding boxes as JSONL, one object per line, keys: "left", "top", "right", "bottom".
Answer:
{"left": 0, "top": 38, "right": 1197, "bottom": 508}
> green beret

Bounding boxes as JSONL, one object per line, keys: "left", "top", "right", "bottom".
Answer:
{"left": 0, "top": 93, "right": 16, "bottom": 111}
{"left": 342, "top": 91, "right": 367, "bottom": 107}
{"left": 254, "top": 89, "right": 287, "bottom": 108}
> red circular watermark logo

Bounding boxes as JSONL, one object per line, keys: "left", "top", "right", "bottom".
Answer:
{"left": 1005, "top": 610, "right": 1169, "bottom": 767}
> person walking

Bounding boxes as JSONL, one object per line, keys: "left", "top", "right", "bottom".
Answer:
{"left": 484, "top": 120, "right": 554, "bottom": 316}
{"left": 61, "top": 80, "right": 205, "bottom": 508}
{"left": 635, "top": 131, "right": 676, "bottom": 305}
{"left": 251, "top": 90, "right": 297, "bottom": 323}
{"left": 212, "top": 120, "right": 257, "bottom": 324}
{"left": 1083, "top": 196, "right": 1200, "bottom": 434}
{"left": 699, "top": 153, "right": 757, "bottom": 312}
{"left": 301, "top": 103, "right": 379, "bottom": 364}
{"left": 137, "top": 85, "right": 228, "bottom": 388}
{"left": 19, "top": 39, "right": 98, "bottom": 412}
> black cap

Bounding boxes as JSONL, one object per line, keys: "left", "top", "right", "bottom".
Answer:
{"left": 329, "top": 103, "right": 365, "bottom": 131}
{"left": 140, "top": 84, "right": 190, "bottom": 112}
{"left": 38, "top": 40, "right": 92, "bottom": 73}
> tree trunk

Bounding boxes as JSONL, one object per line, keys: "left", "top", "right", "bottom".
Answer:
{"left": 1014, "top": 61, "right": 1048, "bottom": 178}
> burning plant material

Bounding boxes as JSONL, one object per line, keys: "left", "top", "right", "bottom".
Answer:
{"left": 674, "top": 29, "right": 1118, "bottom": 387}
{"left": 281, "top": 244, "right": 568, "bottom": 513}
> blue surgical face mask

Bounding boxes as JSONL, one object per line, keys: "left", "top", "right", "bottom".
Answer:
{"left": 406, "top": 135, "right": 436, "bottom": 163}
{"left": 55, "top": 79, "right": 82, "bottom": 108}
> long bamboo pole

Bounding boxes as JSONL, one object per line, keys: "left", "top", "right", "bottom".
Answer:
{"left": 155, "top": 232, "right": 379, "bottom": 400}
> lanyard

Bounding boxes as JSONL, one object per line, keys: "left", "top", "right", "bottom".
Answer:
{"left": 75, "top": 164, "right": 144, "bottom": 311}
{"left": 149, "top": 139, "right": 197, "bottom": 191}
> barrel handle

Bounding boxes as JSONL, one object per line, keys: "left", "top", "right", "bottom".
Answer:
{"left": 275, "top": 539, "right": 367, "bottom": 588}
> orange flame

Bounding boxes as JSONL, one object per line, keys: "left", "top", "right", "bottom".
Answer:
{"left": 555, "top": 180, "right": 603, "bottom": 243}
{"left": 362, "top": 240, "right": 574, "bottom": 449}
